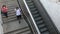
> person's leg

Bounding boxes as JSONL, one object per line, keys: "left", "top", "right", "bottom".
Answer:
{"left": 20, "top": 15, "right": 21, "bottom": 19}
{"left": 5, "top": 12, "right": 8, "bottom": 18}
{"left": 17, "top": 16, "right": 20, "bottom": 24}
{"left": 18, "top": 16, "right": 21, "bottom": 24}
{"left": 3, "top": 13, "right": 8, "bottom": 24}
{"left": 5, "top": 12, "right": 8, "bottom": 23}
{"left": 4, "top": 12, "right": 8, "bottom": 30}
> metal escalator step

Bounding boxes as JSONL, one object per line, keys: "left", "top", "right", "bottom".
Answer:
{"left": 26, "top": 0, "right": 32, "bottom": 3}
{"left": 35, "top": 17, "right": 42, "bottom": 21}
{"left": 29, "top": 5, "right": 35, "bottom": 8}
{"left": 27, "top": 3, "right": 33, "bottom": 6}
{"left": 31, "top": 11, "right": 38, "bottom": 14}
{"left": 30, "top": 8, "right": 37, "bottom": 11}
{"left": 33, "top": 14, "right": 40, "bottom": 18}
{"left": 39, "top": 28, "right": 48, "bottom": 33}
{"left": 38, "top": 24, "right": 46, "bottom": 28}
{"left": 42, "top": 31, "right": 49, "bottom": 34}
{"left": 36, "top": 20, "right": 43, "bottom": 25}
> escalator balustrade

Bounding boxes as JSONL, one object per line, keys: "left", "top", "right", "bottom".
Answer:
{"left": 25, "top": 0, "right": 50, "bottom": 34}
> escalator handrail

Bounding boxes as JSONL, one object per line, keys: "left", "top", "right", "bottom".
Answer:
{"left": 23, "top": 0, "right": 41, "bottom": 34}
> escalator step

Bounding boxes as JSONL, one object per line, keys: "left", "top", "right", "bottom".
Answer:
{"left": 35, "top": 17, "right": 42, "bottom": 21}
{"left": 31, "top": 11, "right": 38, "bottom": 14}
{"left": 40, "top": 28, "right": 48, "bottom": 33}
{"left": 42, "top": 31, "right": 49, "bottom": 34}
{"left": 30, "top": 8, "right": 37, "bottom": 11}
{"left": 28, "top": 3, "right": 33, "bottom": 6}
{"left": 36, "top": 20, "right": 43, "bottom": 25}
{"left": 29, "top": 5, "right": 35, "bottom": 8}
{"left": 38, "top": 24, "right": 46, "bottom": 28}
{"left": 33, "top": 14, "right": 40, "bottom": 18}
{"left": 26, "top": 0, "right": 32, "bottom": 3}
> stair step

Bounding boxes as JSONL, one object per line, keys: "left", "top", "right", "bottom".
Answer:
{"left": 4, "top": 25, "right": 29, "bottom": 33}
{"left": 8, "top": 9, "right": 14, "bottom": 12}
{"left": 17, "top": 28, "right": 30, "bottom": 34}
{"left": 8, "top": 5, "right": 18, "bottom": 8}
{"left": 3, "top": 18, "right": 17, "bottom": 23}
{"left": 2, "top": 13, "right": 16, "bottom": 18}
{"left": 2, "top": 15, "right": 16, "bottom": 20}
{"left": 8, "top": 13, "right": 16, "bottom": 16}
{"left": 8, "top": 11, "right": 15, "bottom": 14}
{"left": 8, "top": 7, "right": 16, "bottom": 9}
{"left": 27, "top": 32, "right": 32, "bottom": 34}
{"left": 21, "top": 31, "right": 31, "bottom": 34}
{"left": 5, "top": 26, "right": 30, "bottom": 34}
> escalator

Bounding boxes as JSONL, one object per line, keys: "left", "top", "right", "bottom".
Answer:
{"left": 17, "top": 0, "right": 59, "bottom": 34}
{"left": 23, "top": 0, "right": 49, "bottom": 34}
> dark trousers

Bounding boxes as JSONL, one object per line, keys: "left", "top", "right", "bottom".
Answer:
{"left": 2, "top": 12, "right": 8, "bottom": 18}
{"left": 17, "top": 15, "right": 21, "bottom": 23}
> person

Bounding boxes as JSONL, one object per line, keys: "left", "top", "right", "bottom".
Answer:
{"left": 1, "top": 5, "right": 8, "bottom": 18}
{"left": 15, "top": 7, "right": 21, "bottom": 24}
{"left": 1, "top": 5, "right": 8, "bottom": 23}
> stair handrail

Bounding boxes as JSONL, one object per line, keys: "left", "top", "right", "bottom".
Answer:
{"left": 23, "top": 0, "right": 41, "bottom": 34}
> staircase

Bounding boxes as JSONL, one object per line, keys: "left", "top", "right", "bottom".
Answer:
{"left": 1, "top": 0, "right": 32, "bottom": 34}
{"left": 4, "top": 26, "right": 31, "bottom": 34}
{"left": 2, "top": 0, "right": 18, "bottom": 23}
{"left": 24, "top": 0, "right": 50, "bottom": 34}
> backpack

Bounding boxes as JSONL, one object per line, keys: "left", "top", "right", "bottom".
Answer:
{"left": 1, "top": 7, "right": 8, "bottom": 13}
